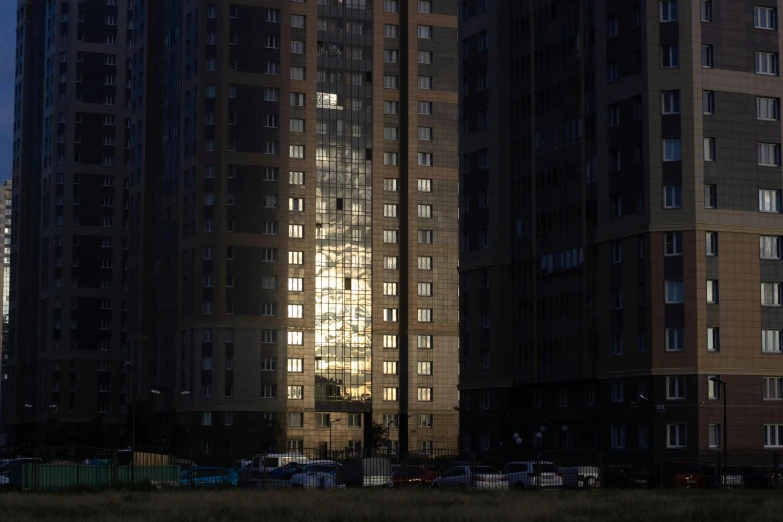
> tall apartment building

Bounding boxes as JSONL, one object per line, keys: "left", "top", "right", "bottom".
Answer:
{"left": 0, "top": 180, "right": 13, "bottom": 435}
{"left": 129, "top": 0, "right": 459, "bottom": 456}
{"left": 460, "top": 0, "right": 783, "bottom": 453}
{"left": 6, "top": 0, "right": 132, "bottom": 445}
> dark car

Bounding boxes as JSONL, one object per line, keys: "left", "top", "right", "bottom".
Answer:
{"left": 603, "top": 465, "right": 651, "bottom": 488}
{"left": 662, "top": 461, "right": 706, "bottom": 489}
{"left": 267, "top": 463, "right": 306, "bottom": 481}
{"left": 743, "top": 466, "right": 783, "bottom": 489}
{"left": 702, "top": 465, "right": 744, "bottom": 488}
{"left": 392, "top": 465, "right": 440, "bottom": 486}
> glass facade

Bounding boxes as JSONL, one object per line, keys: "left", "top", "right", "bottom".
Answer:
{"left": 314, "top": 2, "right": 374, "bottom": 411}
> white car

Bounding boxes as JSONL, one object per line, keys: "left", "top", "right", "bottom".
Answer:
{"left": 559, "top": 466, "right": 600, "bottom": 488}
{"left": 432, "top": 466, "right": 508, "bottom": 489}
{"left": 502, "top": 461, "right": 563, "bottom": 490}
{"left": 290, "top": 462, "right": 341, "bottom": 489}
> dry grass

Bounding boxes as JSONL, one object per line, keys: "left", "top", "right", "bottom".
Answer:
{"left": 1, "top": 489, "right": 782, "bottom": 522}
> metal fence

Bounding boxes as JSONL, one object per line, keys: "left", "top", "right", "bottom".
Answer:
{"left": 2, "top": 446, "right": 783, "bottom": 491}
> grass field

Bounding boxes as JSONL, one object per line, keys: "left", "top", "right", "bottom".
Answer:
{"left": 1, "top": 489, "right": 782, "bottom": 521}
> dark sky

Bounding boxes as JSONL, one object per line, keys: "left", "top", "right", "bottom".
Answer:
{"left": 0, "top": 4, "right": 15, "bottom": 182}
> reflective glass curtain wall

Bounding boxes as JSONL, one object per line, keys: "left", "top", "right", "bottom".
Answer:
{"left": 314, "top": 0, "right": 373, "bottom": 412}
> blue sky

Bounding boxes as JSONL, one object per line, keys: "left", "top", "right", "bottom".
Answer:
{"left": 0, "top": 4, "right": 15, "bottom": 181}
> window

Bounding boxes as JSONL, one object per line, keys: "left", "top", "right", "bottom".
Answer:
{"left": 384, "top": 24, "right": 399, "bottom": 38}
{"left": 290, "top": 119, "right": 305, "bottom": 133}
{"left": 705, "top": 185, "right": 717, "bottom": 209}
{"left": 611, "top": 287, "right": 624, "bottom": 311}
{"left": 701, "top": 44, "right": 713, "bottom": 68}
{"left": 664, "top": 232, "right": 682, "bottom": 256}
{"left": 707, "top": 280, "right": 719, "bottom": 304}
{"left": 289, "top": 171, "right": 304, "bottom": 185}
{"left": 418, "top": 51, "right": 432, "bottom": 64}
{"left": 665, "top": 280, "right": 684, "bottom": 304}
{"left": 384, "top": 75, "right": 399, "bottom": 89}
{"left": 418, "top": 204, "right": 433, "bottom": 218}
{"left": 288, "top": 225, "right": 303, "bottom": 238}
{"left": 264, "top": 88, "right": 279, "bottom": 101}
{"left": 761, "top": 190, "right": 783, "bottom": 214}
{"left": 611, "top": 379, "right": 624, "bottom": 403}
{"left": 762, "top": 283, "right": 782, "bottom": 306}
{"left": 418, "top": 25, "right": 432, "bottom": 39}
{"left": 384, "top": 179, "right": 398, "bottom": 192}
{"left": 707, "top": 327, "right": 720, "bottom": 352}
{"left": 288, "top": 331, "right": 304, "bottom": 345}
{"left": 609, "top": 149, "right": 621, "bottom": 172}
{"left": 661, "top": 44, "right": 679, "bottom": 68}
{"left": 418, "top": 179, "right": 432, "bottom": 192}
{"left": 290, "top": 14, "right": 305, "bottom": 28}
{"left": 417, "top": 309, "right": 432, "bottom": 322}
{"left": 383, "top": 282, "right": 398, "bottom": 296}
{"left": 665, "top": 327, "right": 685, "bottom": 352}
{"left": 758, "top": 144, "right": 781, "bottom": 166}
{"left": 383, "top": 309, "right": 398, "bottom": 322}
{"left": 708, "top": 424, "right": 721, "bottom": 449}
{"left": 290, "top": 146, "right": 305, "bottom": 159}
{"left": 418, "top": 282, "right": 433, "bottom": 296}
{"left": 418, "top": 257, "right": 432, "bottom": 270}
{"left": 660, "top": 0, "right": 678, "bottom": 22}
{"left": 607, "top": 15, "right": 619, "bottom": 38}
{"left": 611, "top": 196, "right": 622, "bottom": 218}
{"left": 662, "top": 139, "right": 682, "bottom": 161}
{"left": 290, "top": 41, "right": 305, "bottom": 55}
{"left": 418, "top": 335, "right": 433, "bottom": 349}
{"left": 384, "top": 49, "right": 398, "bottom": 63}
{"left": 417, "top": 388, "right": 433, "bottom": 402}
{"left": 383, "top": 361, "right": 398, "bottom": 375}
{"left": 666, "top": 376, "right": 685, "bottom": 400}
{"left": 758, "top": 97, "right": 780, "bottom": 121}
{"left": 264, "top": 62, "right": 280, "bottom": 75}
{"left": 700, "top": 0, "right": 712, "bottom": 22}
{"left": 611, "top": 425, "right": 626, "bottom": 449}
{"left": 607, "top": 60, "right": 619, "bottom": 82}
{"left": 260, "top": 357, "right": 277, "bottom": 371}
{"left": 201, "top": 412, "right": 212, "bottom": 426}
{"left": 667, "top": 423, "right": 686, "bottom": 448}
{"left": 703, "top": 91, "right": 715, "bottom": 115}
{"left": 757, "top": 51, "right": 779, "bottom": 75}
{"left": 287, "top": 413, "right": 304, "bottom": 427}
{"left": 384, "top": 256, "right": 398, "bottom": 270}
{"left": 707, "top": 376, "right": 721, "bottom": 399}
{"left": 608, "top": 104, "right": 620, "bottom": 127}
{"left": 418, "top": 101, "right": 433, "bottom": 115}
{"left": 417, "top": 362, "right": 432, "bottom": 376}
{"left": 763, "top": 377, "right": 783, "bottom": 400}
{"left": 288, "top": 305, "right": 303, "bottom": 319}
{"left": 761, "top": 236, "right": 782, "bottom": 259}
{"left": 611, "top": 333, "right": 623, "bottom": 355}
{"left": 664, "top": 185, "right": 682, "bottom": 209}
{"left": 704, "top": 138, "right": 716, "bottom": 161}
{"left": 287, "top": 386, "right": 304, "bottom": 400}
{"left": 661, "top": 91, "right": 680, "bottom": 114}
{"left": 290, "top": 93, "right": 305, "bottom": 106}
{"left": 764, "top": 424, "right": 783, "bottom": 449}
{"left": 383, "top": 230, "right": 399, "bottom": 244}
{"left": 755, "top": 6, "right": 777, "bottom": 30}
{"left": 418, "top": 76, "right": 433, "bottom": 90}
{"left": 383, "top": 387, "right": 398, "bottom": 401}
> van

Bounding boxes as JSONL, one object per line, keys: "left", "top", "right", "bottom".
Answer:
{"left": 252, "top": 453, "right": 310, "bottom": 473}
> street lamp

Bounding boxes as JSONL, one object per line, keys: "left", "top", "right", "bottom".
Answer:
{"left": 709, "top": 376, "right": 727, "bottom": 464}
{"left": 329, "top": 417, "right": 342, "bottom": 454}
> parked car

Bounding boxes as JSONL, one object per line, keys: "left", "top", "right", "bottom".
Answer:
{"left": 559, "top": 466, "right": 600, "bottom": 488}
{"left": 501, "top": 461, "right": 563, "bottom": 490}
{"left": 290, "top": 462, "right": 342, "bottom": 489}
{"left": 603, "top": 465, "right": 651, "bottom": 488}
{"left": 742, "top": 466, "right": 783, "bottom": 489}
{"left": 432, "top": 466, "right": 508, "bottom": 489}
{"left": 341, "top": 457, "right": 393, "bottom": 488}
{"left": 252, "top": 453, "right": 310, "bottom": 473}
{"left": 702, "top": 465, "right": 744, "bottom": 488}
{"left": 392, "top": 465, "right": 440, "bottom": 486}
{"left": 662, "top": 461, "right": 706, "bottom": 489}
{"left": 180, "top": 467, "right": 239, "bottom": 488}
{"left": 267, "top": 462, "right": 307, "bottom": 481}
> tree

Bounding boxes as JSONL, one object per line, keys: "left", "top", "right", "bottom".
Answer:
{"left": 369, "top": 421, "right": 389, "bottom": 451}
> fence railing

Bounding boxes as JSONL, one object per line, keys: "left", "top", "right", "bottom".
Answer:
{"left": 1, "top": 446, "right": 783, "bottom": 491}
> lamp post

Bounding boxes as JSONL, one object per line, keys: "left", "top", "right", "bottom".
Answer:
{"left": 329, "top": 417, "right": 341, "bottom": 455}
{"left": 709, "top": 376, "right": 727, "bottom": 464}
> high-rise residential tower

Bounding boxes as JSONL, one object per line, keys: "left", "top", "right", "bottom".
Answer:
{"left": 129, "top": 0, "right": 459, "bottom": 456}
{"left": 6, "top": 0, "right": 132, "bottom": 445}
{"left": 460, "top": 0, "right": 783, "bottom": 453}
{"left": 0, "top": 180, "right": 13, "bottom": 435}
